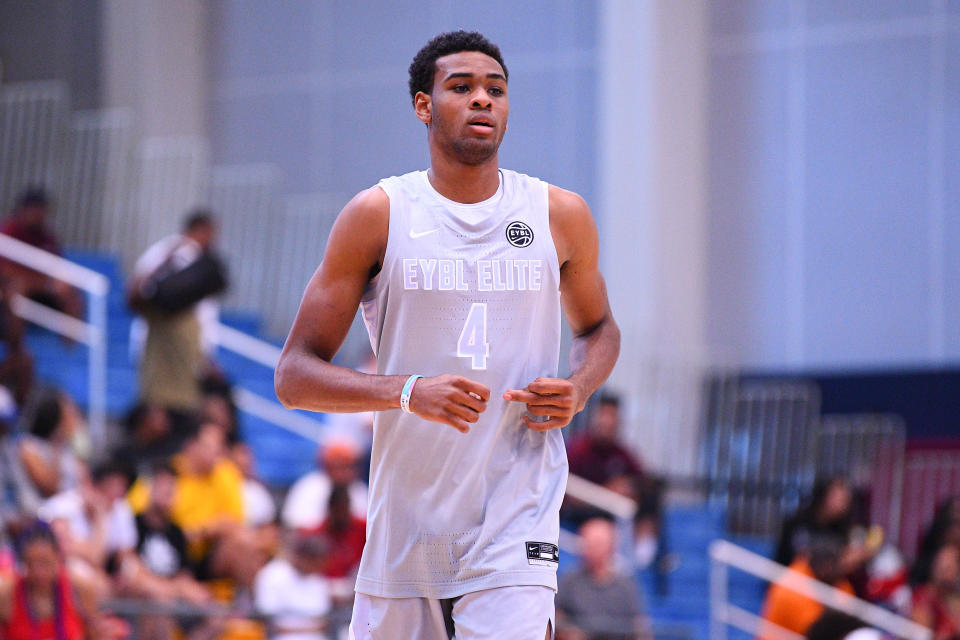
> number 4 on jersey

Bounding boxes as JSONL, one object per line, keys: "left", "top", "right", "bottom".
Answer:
{"left": 457, "top": 303, "right": 490, "bottom": 370}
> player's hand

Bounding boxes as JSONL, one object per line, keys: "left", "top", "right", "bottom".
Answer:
{"left": 408, "top": 374, "right": 490, "bottom": 433}
{"left": 503, "top": 377, "right": 582, "bottom": 431}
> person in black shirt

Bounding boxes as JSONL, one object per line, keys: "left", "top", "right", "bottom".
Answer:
{"left": 130, "top": 463, "right": 209, "bottom": 603}
{"left": 776, "top": 477, "right": 856, "bottom": 568}
{"left": 775, "top": 477, "right": 879, "bottom": 597}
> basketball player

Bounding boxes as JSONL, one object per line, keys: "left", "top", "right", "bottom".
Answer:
{"left": 274, "top": 31, "right": 620, "bottom": 640}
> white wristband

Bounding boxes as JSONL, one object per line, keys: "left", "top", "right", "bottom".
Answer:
{"left": 400, "top": 375, "right": 423, "bottom": 413}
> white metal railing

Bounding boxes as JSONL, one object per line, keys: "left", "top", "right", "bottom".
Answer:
{"left": 212, "top": 322, "right": 327, "bottom": 443}
{"left": 565, "top": 473, "right": 638, "bottom": 521}
{"left": 709, "top": 539, "right": 932, "bottom": 640}
{"left": 0, "top": 233, "right": 109, "bottom": 445}
{"left": 561, "top": 475, "right": 638, "bottom": 561}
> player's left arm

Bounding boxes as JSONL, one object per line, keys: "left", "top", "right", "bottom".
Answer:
{"left": 504, "top": 185, "right": 620, "bottom": 430}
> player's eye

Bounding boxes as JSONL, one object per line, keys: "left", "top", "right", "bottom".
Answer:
{"left": 488, "top": 86, "right": 505, "bottom": 97}
{"left": 452, "top": 84, "right": 470, "bottom": 93}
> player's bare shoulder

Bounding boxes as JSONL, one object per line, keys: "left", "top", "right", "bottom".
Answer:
{"left": 325, "top": 185, "right": 391, "bottom": 274}
{"left": 547, "top": 184, "right": 598, "bottom": 269}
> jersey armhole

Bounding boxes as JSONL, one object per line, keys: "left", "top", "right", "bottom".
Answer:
{"left": 541, "top": 181, "right": 562, "bottom": 286}
{"left": 369, "top": 182, "right": 395, "bottom": 293}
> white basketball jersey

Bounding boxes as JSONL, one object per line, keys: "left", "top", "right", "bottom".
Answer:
{"left": 357, "top": 169, "right": 566, "bottom": 599}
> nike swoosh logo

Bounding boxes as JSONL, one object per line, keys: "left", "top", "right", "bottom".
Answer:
{"left": 409, "top": 228, "right": 440, "bottom": 239}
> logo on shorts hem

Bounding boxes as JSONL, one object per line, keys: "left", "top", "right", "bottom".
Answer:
{"left": 526, "top": 541, "right": 559, "bottom": 566}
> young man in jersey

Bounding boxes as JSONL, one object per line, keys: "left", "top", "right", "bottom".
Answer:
{"left": 275, "top": 31, "right": 620, "bottom": 640}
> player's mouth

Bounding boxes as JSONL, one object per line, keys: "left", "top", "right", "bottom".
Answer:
{"left": 467, "top": 118, "right": 496, "bottom": 134}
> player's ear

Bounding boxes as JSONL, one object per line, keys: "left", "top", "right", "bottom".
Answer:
{"left": 414, "top": 91, "right": 432, "bottom": 126}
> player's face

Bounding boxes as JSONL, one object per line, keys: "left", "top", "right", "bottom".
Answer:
{"left": 425, "top": 51, "right": 509, "bottom": 165}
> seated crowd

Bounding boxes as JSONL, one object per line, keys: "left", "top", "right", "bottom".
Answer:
{"left": 762, "top": 477, "right": 960, "bottom": 640}
{"left": 0, "top": 187, "right": 370, "bottom": 638}
{"left": 0, "top": 378, "right": 371, "bottom": 640}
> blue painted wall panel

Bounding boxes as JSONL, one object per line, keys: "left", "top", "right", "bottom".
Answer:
{"left": 802, "top": 38, "right": 932, "bottom": 366}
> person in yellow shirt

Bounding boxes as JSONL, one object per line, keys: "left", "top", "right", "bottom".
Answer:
{"left": 128, "top": 423, "right": 268, "bottom": 593}
{"left": 760, "top": 535, "right": 856, "bottom": 640}
{"left": 171, "top": 422, "right": 244, "bottom": 543}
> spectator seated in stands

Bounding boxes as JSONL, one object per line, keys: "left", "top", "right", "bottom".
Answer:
{"left": 112, "top": 462, "right": 214, "bottom": 640}
{"left": 15, "top": 389, "right": 87, "bottom": 518}
{"left": 776, "top": 477, "right": 880, "bottom": 597}
{"left": 129, "top": 422, "right": 266, "bottom": 595}
{"left": 556, "top": 517, "right": 650, "bottom": 640}
{"left": 200, "top": 374, "right": 241, "bottom": 445}
{"left": 282, "top": 437, "right": 368, "bottom": 531}
{"left": 112, "top": 402, "right": 180, "bottom": 477}
{"left": 254, "top": 530, "right": 332, "bottom": 640}
{"left": 0, "top": 520, "right": 127, "bottom": 640}
{"left": 0, "top": 187, "right": 83, "bottom": 320}
{"left": 566, "top": 392, "right": 643, "bottom": 490}
{"left": 127, "top": 462, "right": 209, "bottom": 602}
{"left": 314, "top": 484, "right": 365, "bottom": 581}
{"left": 760, "top": 534, "right": 856, "bottom": 640}
{"left": 910, "top": 544, "right": 960, "bottom": 640}
{"left": 564, "top": 392, "right": 664, "bottom": 573}
{"left": 38, "top": 460, "right": 136, "bottom": 588}
{"left": 911, "top": 496, "right": 960, "bottom": 586}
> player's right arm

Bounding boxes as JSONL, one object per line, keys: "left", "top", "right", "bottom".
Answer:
{"left": 274, "top": 187, "right": 489, "bottom": 433}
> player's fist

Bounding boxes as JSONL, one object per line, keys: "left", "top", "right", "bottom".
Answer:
{"left": 408, "top": 374, "right": 490, "bottom": 433}
{"left": 503, "top": 377, "right": 583, "bottom": 431}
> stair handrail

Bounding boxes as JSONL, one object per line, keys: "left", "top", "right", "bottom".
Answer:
{"left": 0, "top": 235, "right": 108, "bottom": 446}
{"left": 211, "top": 322, "right": 327, "bottom": 443}
{"left": 709, "top": 539, "right": 931, "bottom": 640}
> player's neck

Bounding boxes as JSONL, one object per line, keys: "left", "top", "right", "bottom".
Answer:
{"left": 427, "top": 155, "right": 500, "bottom": 204}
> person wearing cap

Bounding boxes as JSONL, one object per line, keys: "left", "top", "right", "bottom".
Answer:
{"left": 281, "top": 438, "right": 368, "bottom": 531}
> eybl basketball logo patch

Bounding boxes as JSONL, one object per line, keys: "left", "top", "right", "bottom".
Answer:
{"left": 526, "top": 541, "right": 559, "bottom": 566}
{"left": 506, "top": 221, "right": 534, "bottom": 248}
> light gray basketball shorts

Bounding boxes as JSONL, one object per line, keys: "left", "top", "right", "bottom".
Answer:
{"left": 349, "top": 585, "right": 555, "bottom": 640}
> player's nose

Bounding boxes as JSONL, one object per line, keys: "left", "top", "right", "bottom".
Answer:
{"left": 471, "top": 91, "right": 493, "bottom": 109}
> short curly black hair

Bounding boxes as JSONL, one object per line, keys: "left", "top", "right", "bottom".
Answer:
{"left": 408, "top": 31, "right": 508, "bottom": 104}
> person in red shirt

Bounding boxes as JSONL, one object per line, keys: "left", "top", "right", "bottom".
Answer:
{"left": 911, "top": 544, "right": 960, "bottom": 640}
{"left": 564, "top": 393, "right": 667, "bottom": 582}
{"left": 0, "top": 188, "right": 82, "bottom": 320}
{"left": 315, "top": 485, "right": 365, "bottom": 580}
{"left": 0, "top": 520, "right": 131, "bottom": 640}
{"left": 566, "top": 392, "right": 643, "bottom": 488}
